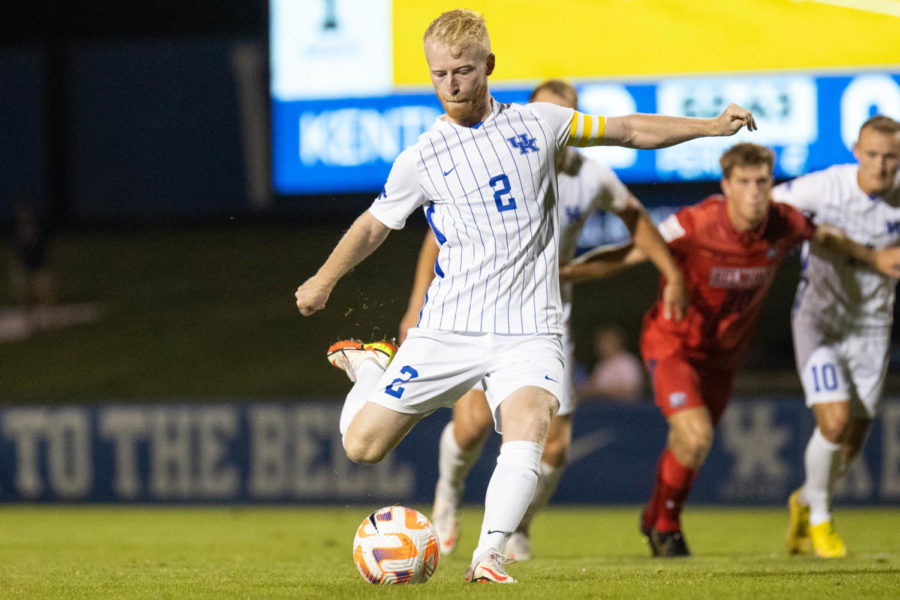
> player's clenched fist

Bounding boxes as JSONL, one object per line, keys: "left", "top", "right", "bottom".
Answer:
{"left": 295, "top": 277, "right": 330, "bottom": 316}
{"left": 874, "top": 245, "right": 900, "bottom": 278}
{"left": 715, "top": 103, "right": 758, "bottom": 136}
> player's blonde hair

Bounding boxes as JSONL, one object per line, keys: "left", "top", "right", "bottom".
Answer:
{"left": 860, "top": 114, "right": 900, "bottom": 136}
{"left": 719, "top": 143, "right": 775, "bottom": 179}
{"left": 529, "top": 79, "right": 578, "bottom": 109}
{"left": 423, "top": 9, "right": 491, "bottom": 58}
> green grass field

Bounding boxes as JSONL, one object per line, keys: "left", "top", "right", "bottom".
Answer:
{"left": 1, "top": 505, "right": 897, "bottom": 599}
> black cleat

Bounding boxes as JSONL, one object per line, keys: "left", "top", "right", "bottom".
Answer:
{"left": 648, "top": 529, "right": 691, "bottom": 558}
{"left": 639, "top": 510, "right": 660, "bottom": 557}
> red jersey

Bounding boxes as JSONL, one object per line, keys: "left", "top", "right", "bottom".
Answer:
{"left": 641, "top": 195, "right": 815, "bottom": 370}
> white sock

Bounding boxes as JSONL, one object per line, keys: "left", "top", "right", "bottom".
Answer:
{"left": 518, "top": 461, "right": 565, "bottom": 532}
{"left": 435, "top": 421, "right": 485, "bottom": 504}
{"left": 339, "top": 359, "right": 384, "bottom": 437}
{"left": 800, "top": 428, "right": 843, "bottom": 526}
{"left": 472, "top": 440, "right": 542, "bottom": 562}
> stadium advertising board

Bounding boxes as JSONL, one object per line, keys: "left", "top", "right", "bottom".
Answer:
{"left": 2, "top": 401, "right": 899, "bottom": 505}
{"left": 270, "top": 1, "right": 900, "bottom": 195}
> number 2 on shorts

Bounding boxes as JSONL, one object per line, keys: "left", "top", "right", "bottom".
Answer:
{"left": 385, "top": 366, "right": 419, "bottom": 398}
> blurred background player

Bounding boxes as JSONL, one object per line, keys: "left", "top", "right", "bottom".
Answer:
{"left": 576, "top": 325, "right": 644, "bottom": 402}
{"left": 775, "top": 115, "right": 900, "bottom": 558}
{"left": 296, "top": 9, "right": 757, "bottom": 582}
{"left": 397, "top": 79, "right": 686, "bottom": 561}
{"left": 561, "top": 142, "right": 900, "bottom": 557}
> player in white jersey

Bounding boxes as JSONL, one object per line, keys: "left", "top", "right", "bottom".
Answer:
{"left": 397, "top": 79, "right": 686, "bottom": 561}
{"left": 775, "top": 115, "right": 900, "bottom": 558}
{"left": 294, "top": 9, "right": 756, "bottom": 583}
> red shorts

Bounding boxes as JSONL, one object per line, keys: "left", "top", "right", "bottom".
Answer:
{"left": 645, "top": 354, "right": 735, "bottom": 425}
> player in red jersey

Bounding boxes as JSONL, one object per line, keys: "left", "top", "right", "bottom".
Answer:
{"left": 561, "top": 143, "right": 900, "bottom": 557}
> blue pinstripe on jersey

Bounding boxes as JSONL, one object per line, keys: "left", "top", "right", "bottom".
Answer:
{"left": 462, "top": 127, "right": 500, "bottom": 331}
{"left": 503, "top": 113, "right": 549, "bottom": 324}
{"left": 441, "top": 128, "right": 493, "bottom": 331}
{"left": 449, "top": 126, "right": 492, "bottom": 331}
{"left": 483, "top": 117, "right": 523, "bottom": 332}
{"left": 494, "top": 111, "right": 536, "bottom": 333}
{"left": 417, "top": 148, "right": 448, "bottom": 327}
{"left": 435, "top": 132, "right": 473, "bottom": 330}
{"left": 517, "top": 110, "right": 560, "bottom": 331}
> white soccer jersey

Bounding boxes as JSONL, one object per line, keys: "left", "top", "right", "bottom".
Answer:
{"left": 773, "top": 164, "right": 900, "bottom": 329}
{"left": 369, "top": 98, "right": 575, "bottom": 334}
{"left": 556, "top": 148, "right": 630, "bottom": 304}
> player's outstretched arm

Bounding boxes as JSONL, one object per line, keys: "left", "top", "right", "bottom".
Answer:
{"left": 560, "top": 242, "right": 647, "bottom": 283}
{"left": 295, "top": 210, "right": 392, "bottom": 317}
{"left": 617, "top": 196, "right": 686, "bottom": 320}
{"left": 813, "top": 224, "right": 900, "bottom": 278}
{"left": 571, "top": 103, "right": 756, "bottom": 150}
{"left": 398, "top": 230, "right": 440, "bottom": 342}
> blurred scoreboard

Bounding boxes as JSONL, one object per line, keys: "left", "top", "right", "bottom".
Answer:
{"left": 270, "top": 0, "right": 900, "bottom": 195}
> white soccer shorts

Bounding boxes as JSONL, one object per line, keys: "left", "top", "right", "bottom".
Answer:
{"left": 792, "top": 312, "right": 890, "bottom": 418}
{"left": 467, "top": 302, "right": 576, "bottom": 415}
{"left": 370, "top": 328, "right": 564, "bottom": 432}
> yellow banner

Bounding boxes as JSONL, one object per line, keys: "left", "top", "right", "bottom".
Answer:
{"left": 394, "top": 0, "right": 900, "bottom": 86}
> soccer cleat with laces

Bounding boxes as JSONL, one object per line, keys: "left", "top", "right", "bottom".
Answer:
{"left": 787, "top": 488, "right": 812, "bottom": 554}
{"left": 464, "top": 550, "right": 517, "bottom": 584}
{"left": 504, "top": 531, "right": 532, "bottom": 561}
{"left": 431, "top": 487, "right": 460, "bottom": 555}
{"left": 326, "top": 339, "right": 396, "bottom": 382}
{"left": 648, "top": 529, "right": 691, "bottom": 557}
{"left": 810, "top": 520, "right": 847, "bottom": 558}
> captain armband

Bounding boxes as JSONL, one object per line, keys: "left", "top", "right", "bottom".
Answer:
{"left": 568, "top": 111, "right": 607, "bottom": 147}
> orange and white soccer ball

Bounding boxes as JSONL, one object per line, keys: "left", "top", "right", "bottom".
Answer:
{"left": 352, "top": 505, "right": 440, "bottom": 584}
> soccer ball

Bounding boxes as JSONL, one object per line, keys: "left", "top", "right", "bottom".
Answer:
{"left": 352, "top": 505, "right": 439, "bottom": 584}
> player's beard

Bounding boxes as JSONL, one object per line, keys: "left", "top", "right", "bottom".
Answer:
{"left": 440, "top": 79, "right": 490, "bottom": 126}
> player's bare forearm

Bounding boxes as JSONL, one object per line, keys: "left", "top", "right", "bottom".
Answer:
{"left": 295, "top": 210, "right": 391, "bottom": 316}
{"left": 621, "top": 200, "right": 681, "bottom": 282}
{"left": 813, "top": 225, "right": 875, "bottom": 265}
{"left": 813, "top": 225, "right": 900, "bottom": 277}
{"left": 621, "top": 200, "right": 686, "bottom": 320}
{"left": 560, "top": 243, "right": 645, "bottom": 283}
{"left": 602, "top": 103, "right": 757, "bottom": 149}
{"left": 399, "top": 230, "right": 440, "bottom": 341}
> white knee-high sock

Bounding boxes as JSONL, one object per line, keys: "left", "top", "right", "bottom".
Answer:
{"left": 339, "top": 359, "right": 384, "bottom": 437}
{"left": 435, "top": 421, "right": 485, "bottom": 503}
{"left": 472, "top": 440, "right": 542, "bottom": 561}
{"left": 518, "top": 461, "right": 565, "bottom": 532}
{"left": 800, "top": 428, "right": 843, "bottom": 526}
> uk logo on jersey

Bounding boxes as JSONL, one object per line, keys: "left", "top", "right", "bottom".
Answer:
{"left": 507, "top": 134, "right": 539, "bottom": 154}
{"left": 886, "top": 220, "right": 900, "bottom": 234}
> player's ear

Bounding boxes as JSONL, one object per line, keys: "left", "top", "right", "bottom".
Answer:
{"left": 852, "top": 141, "right": 860, "bottom": 162}
{"left": 485, "top": 53, "right": 495, "bottom": 76}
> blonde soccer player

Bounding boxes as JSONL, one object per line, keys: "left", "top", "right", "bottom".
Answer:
{"left": 295, "top": 9, "right": 755, "bottom": 583}
{"left": 397, "top": 78, "right": 686, "bottom": 561}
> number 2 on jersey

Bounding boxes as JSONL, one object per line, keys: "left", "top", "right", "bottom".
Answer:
{"left": 489, "top": 174, "right": 517, "bottom": 212}
{"left": 385, "top": 365, "right": 419, "bottom": 398}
